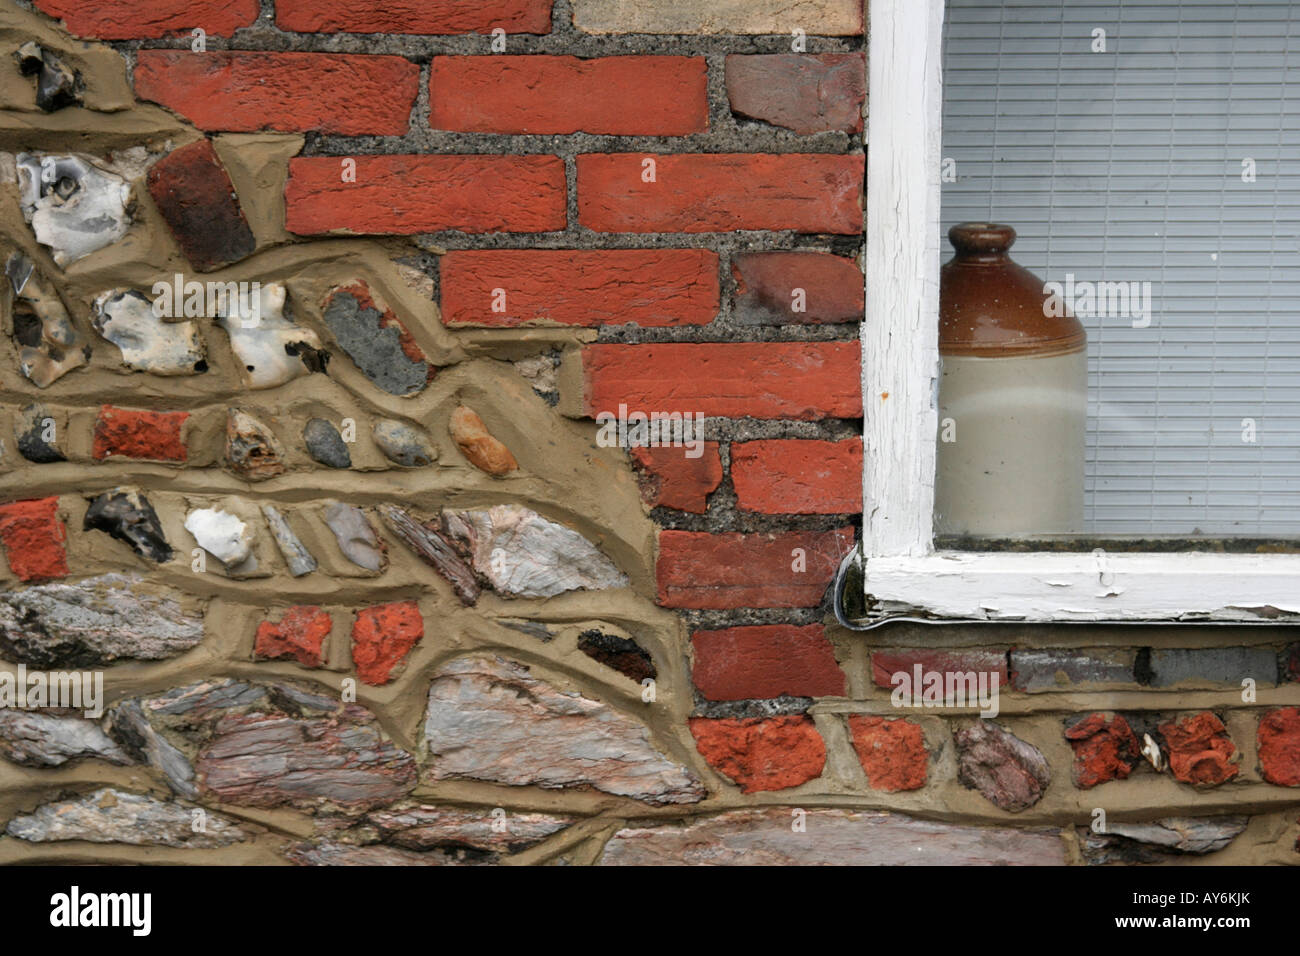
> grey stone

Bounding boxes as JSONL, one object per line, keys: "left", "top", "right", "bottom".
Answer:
{"left": 423, "top": 655, "right": 704, "bottom": 805}
{"left": 6, "top": 788, "right": 249, "bottom": 848}
{"left": 304, "top": 418, "right": 351, "bottom": 469}
{"left": 321, "top": 285, "right": 428, "bottom": 396}
{"left": 83, "top": 487, "right": 172, "bottom": 563}
{"left": 16, "top": 403, "right": 64, "bottom": 463}
{"left": 1010, "top": 647, "right": 1136, "bottom": 691}
{"left": 599, "top": 808, "right": 1066, "bottom": 865}
{"left": 954, "top": 720, "right": 1051, "bottom": 812}
{"left": 0, "top": 710, "right": 130, "bottom": 767}
{"left": 105, "top": 699, "right": 197, "bottom": 798}
{"left": 441, "top": 504, "right": 628, "bottom": 598}
{"left": 322, "top": 502, "right": 386, "bottom": 572}
{"left": 1081, "top": 816, "right": 1250, "bottom": 864}
{"left": 15, "top": 42, "right": 81, "bottom": 112}
{"left": 364, "top": 805, "right": 573, "bottom": 854}
{"left": 260, "top": 504, "right": 317, "bottom": 577}
{"left": 16, "top": 154, "right": 132, "bottom": 267}
{"left": 285, "top": 842, "right": 462, "bottom": 866}
{"left": 0, "top": 573, "right": 204, "bottom": 667}
{"left": 1148, "top": 647, "right": 1278, "bottom": 688}
{"left": 372, "top": 418, "right": 436, "bottom": 467}
{"left": 91, "top": 289, "right": 206, "bottom": 375}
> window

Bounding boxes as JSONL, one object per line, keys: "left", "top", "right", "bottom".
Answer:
{"left": 855, "top": 0, "right": 1300, "bottom": 624}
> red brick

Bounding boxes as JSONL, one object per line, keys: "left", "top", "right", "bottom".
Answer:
{"left": 726, "top": 54, "right": 865, "bottom": 134}
{"left": 33, "top": 0, "right": 258, "bottom": 38}
{"left": 657, "top": 527, "right": 855, "bottom": 609}
{"left": 352, "top": 601, "right": 423, "bottom": 686}
{"left": 255, "top": 606, "right": 332, "bottom": 668}
{"left": 134, "top": 51, "right": 419, "bottom": 135}
{"left": 732, "top": 438, "right": 863, "bottom": 514}
{"left": 286, "top": 155, "right": 565, "bottom": 235}
{"left": 1159, "top": 712, "right": 1239, "bottom": 788}
{"left": 578, "top": 153, "right": 863, "bottom": 233}
{"left": 277, "top": 0, "right": 552, "bottom": 34}
{"left": 0, "top": 498, "right": 68, "bottom": 583}
{"left": 93, "top": 406, "right": 188, "bottom": 462}
{"left": 847, "top": 716, "right": 928, "bottom": 792}
{"left": 431, "top": 56, "right": 707, "bottom": 135}
{"left": 732, "top": 251, "right": 863, "bottom": 325}
{"left": 1258, "top": 707, "right": 1300, "bottom": 787}
{"left": 1064, "top": 713, "right": 1141, "bottom": 789}
{"left": 441, "top": 250, "right": 718, "bottom": 328}
{"left": 692, "top": 624, "right": 844, "bottom": 700}
{"left": 871, "top": 648, "right": 1008, "bottom": 690}
{"left": 689, "top": 716, "right": 825, "bottom": 793}
{"left": 581, "top": 342, "right": 862, "bottom": 421}
{"left": 147, "top": 139, "right": 256, "bottom": 272}
{"left": 630, "top": 444, "right": 722, "bottom": 513}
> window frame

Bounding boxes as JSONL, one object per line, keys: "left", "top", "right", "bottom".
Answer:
{"left": 858, "top": 0, "right": 1300, "bottom": 625}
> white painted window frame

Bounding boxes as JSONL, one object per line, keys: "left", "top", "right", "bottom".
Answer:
{"left": 858, "top": 0, "right": 1300, "bottom": 625}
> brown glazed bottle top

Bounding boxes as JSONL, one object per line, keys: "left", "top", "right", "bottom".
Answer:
{"left": 939, "top": 222, "right": 1086, "bottom": 358}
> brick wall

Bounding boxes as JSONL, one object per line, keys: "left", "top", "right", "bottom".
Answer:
{"left": 0, "top": 0, "right": 1295, "bottom": 866}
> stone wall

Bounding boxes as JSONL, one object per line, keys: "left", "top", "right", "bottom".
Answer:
{"left": 0, "top": 0, "right": 1295, "bottom": 866}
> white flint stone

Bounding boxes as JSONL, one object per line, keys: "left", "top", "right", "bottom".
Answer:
{"left": 217, "top": 282, "right": 324, "bottom": 389}
{"left": 185, "top": 507, "right": 254, "bottom": 569}
{"left": 16, "top": 153, "right": 132, "bottom": 267}
{"left": 92, "top": 289, "right": 205, "bottom": 374}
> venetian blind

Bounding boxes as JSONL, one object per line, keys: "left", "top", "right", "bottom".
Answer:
{"left": 940, "top": 0, "right": 1300, "bottom": 536}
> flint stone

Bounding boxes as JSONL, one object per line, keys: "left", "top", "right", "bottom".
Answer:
{"left": 321, "top": 283, "right": 428, "bottom": 396}
{"left": 442, "top": 504, "right": 628, "bottom": 598}
{"left": 185, "top": 506, "right": 256, "bottom": 571}
{"left": 304, "top": 418, "right": 350, "bottom": 468}
{"left": 1081, "top": 816, "right": 1250, "bottom": 864}
{"left": 322, "top": 502, "right": 386, "bottom": 571}
{"left": 261, "top": 504, "right": 316, "bottom": 577}
{"left": 599, "top": 808, "right": 1066, "bottom": 865}
{"left": 954, "top": 720, "right": 1051, "bottom": 812}
{"left": 6, "top": 252, "right": 89, "bottom": 387}
{"left": 0, "top": 572, "right": 203, "bottom": 667}
{"left": 424, "top": 655, "right": 703, "bottom": 805}
{"left": 83, "top": 487, "right": 172, "bottom": 562}
{"left": 92, "top": 289, "right": 206, "bottom": 375}
{"left": 16, "top": 403, "right": 64, "bottom": 463}
{"left": 225, "top": 409, "right": 286, "bottom": 481}
{"left": 0, "top": 710, "right": 129, "bottom": 767}
{"left": 17, "top": 153, "right": 132, "bottom": 266}
{"left": 15, "top": 42, "right": 81, "bottom": 112}
{"left": 372, "top": 418, "right": 435, "bottom": 467}
{"left": 6, "top": 788, "right": 249, "bottom": 848}
{"left": 217, "top": 283, "right": 329, "bottom": 389}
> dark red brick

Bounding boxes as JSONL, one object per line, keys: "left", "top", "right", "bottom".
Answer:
{"left": 732, "top": 251, "right": 863, "bottom": 325}
{"left": 277, "top": 0, "right": 553, "bottom": 34}
{"left": 630, "top": 444, "right": 722, "bottom": 513}
{"left": 34, "top": 0, "right": 258, "bottom": 38}
{"left": 732, "top": 438, "right": 863, "bottom": 514}
{"left": 93, "top": 406, "right": 188, "bottom": 462}
{"left": 871, "top": 648, "right": 1008, "bottom": 690}
{"left": 147, "top": 139, "right": 255, "bottom": 272}
{"left": 691, "top": 624, "right": 845, "bottom": 700}
{"left": 726, "top": 53, "right": 865, "bottom": 134}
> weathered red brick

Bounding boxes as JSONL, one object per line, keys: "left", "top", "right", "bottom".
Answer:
{"left": 148, "top": 139, "right": 256, "bottom": 272}
{"left": 277, "top": 0, "right": 553, "bottom": 34}
{"left": 1258, "top": 707, "right": 1300, "bottom": 787}
{"left": 431, "top": 56, "right": 707, "bottom": 135}
{"left": 352, "top": 601, "right": 423, "bottom": 686}
{"left": 93, "top": 406, "right": 188, "bottom": 462}
{"left": 692, "top": 624, "right": 845, "bottom": 700}
{"left": 135, "top": 51, "right": 419, "bottom": 135}
{"left": 286, "top": 155, "right": 566, "bottom": 235}
{"left": 657, "top": 528, "right": 855, "bottom": 609}
{"left": 726, "top": 53, "right": 865, "bottom": 134}
{"left": 1159, "top": 712, "right": 1239, "bottom": 787}
{"left": 847, "top": 716, "right": 928, "bottom": 792}
{"left": 441, "top": 250, "right": 718, "bottom": 327}
{"left": 0, "top": 498, "right": 68, "bottom": 582}
{"left": 1064, "top": 713, "right": 1141, "bottom": 789}
{"left": 630, "top": 444, "right": 722, "bottom": 513}
{"left": 732, "top": 251, "right": 863, "bottom": 325}
{"left": 581, "top": 343, "right": 862, "bottom": 421}
{"left": 871, "top": 648, "right": 1008, "bottom": 690}
{"left": 255, "top": 606, "right": 332, "bottom": 668}
{"left": 578, "top": 153, "right": 863, "bottom": 233}
{"left": 732, "top": 438, "right": 863, "bottom": 514}
{"left": 34, "top": 0, "right": 258, "bottom": 38}
{"left": 689, "top": 716, "right": 825, "bottom": 793}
